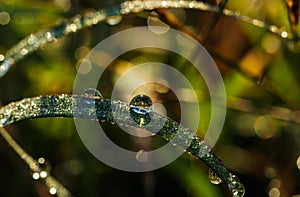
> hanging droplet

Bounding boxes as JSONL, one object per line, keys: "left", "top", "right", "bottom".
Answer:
{"left": 230, "top": 181, "right": 245, "bottom": 197}
{"left": 31, "top": 157, "right": 51, "bottom": 180}
{"left": 106, "top": 15, "right": 122, "bottom": 25}
{"left": 49, "top": 187, "right": 57, "bottom": 195}
{"left": 130, "top": 95, "right": 153, "bottom": 114}
{"left": 129, "top": 95, "right": 153, "bottom": 126}
{"left": 83, "top": 88, "right": 103, "bottom": 98}
{"left": 32, "top": 172, "right": 40, "bottom": 180}
{"left": 208, "top": 168, "right": 222, "bottom": 185}
{"left": 37, "top": 157, "right": 51, "bottom": 179}
{"left": 229, "top": 173, "right": 240, "bottom": 182}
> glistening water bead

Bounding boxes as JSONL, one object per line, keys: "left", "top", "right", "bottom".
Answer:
{"left": 31, "top": 157, "right": 51, "bottom": 180}
{"left": 230, "top": 182, "right": 245, "bottom": 197}
{"left": 82, "top": 88, "right": 103, "bottom": 98}
{"left": 226, "top": 173, "right": 245, "bottom": 197}
{"left": 129, "top": 95, "right": 153, "bottom": 126}
{"left": 129, "top": 95, "right": 153, "bottom": 114}
{"left": 208, "top": 168, "right": 222, "bottom": 185}
{"left": 106, "top": 15, "right": 123, "bottom": 25}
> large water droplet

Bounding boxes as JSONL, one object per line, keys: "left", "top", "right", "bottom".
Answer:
{"left": 83, "top": 88, "right": 103, "bottom": 98}
{"left": 231, "top": 182, "right": 245, "bottom": 197}
{"left": 130, "top": 95, "right": 153, "bottom": 114}
{"left": 49, "top": 187, "right": 57, "bottom": 195}
{"left": 208, "top": 168, "right": 222, "bottom": 185}
{"left": 106, "top": 15, "right": 122, "bottom": 25}
{"left": 129, "top": 95, "right": 153, "bottom": 126}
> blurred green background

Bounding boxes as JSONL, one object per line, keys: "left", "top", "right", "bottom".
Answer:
{"left": 0, "top": 0, "right": 300, "bottom": 196}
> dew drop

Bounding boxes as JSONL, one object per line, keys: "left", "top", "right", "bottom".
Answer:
{"left": 208, "top": 168, "right": 222, "bottom": 185}
{"left": 49, "top": 187, "right": 57, "bottom": 195}
{"left": 229, "top": 173, "right": 240, "bottom": 182}
{"left": 20, "top": 48, "right": 28, "bottom": 56}
{"left": 129, "top": 95, "right": 153, "bottom": 126}
{"left": 281, "top": 31, "right": 288, "bottom": 38}
{"left": 32, "top": 172, "right": 40, "bottom": 180}
{"left": 40, "top": 171, "right": 48, "bottom": 178}
{"left": 83, "top": 88, "right": 103, "bottom": 98}
{"left": 37, "top": 157, "right": 51, "bottom": 179}
{"left": 106, "top": 15, "right": 122, "bottom": 25}
{"left": 66, "top": 23, "right": 77, "bottom": 33}
{"left": 130, "top": 95, "right": 153, "bottom": 114}
{"left": 230, "top": 182, "right": 245, "bottom": 197}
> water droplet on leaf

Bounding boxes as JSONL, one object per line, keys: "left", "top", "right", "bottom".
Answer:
{"left": 229, "top": 173, "right": 240, "bottom": 182}
{"left": 230, "top": 181, "right": 245, "bottom": 197}
{"left": 129, "top": 95, "right": 153, "bottom": 126}
{"left": 208, "top": 168, "right": 222, "bottom": 184}
{"left": 106, "top": 15, "right": 122, "bottom": 25}
{"left": 49, "top": 187, "right": 57, "bottom": 195}
{"left": 31, "top": 157, "right": 51, "bottom": 180}
{"left": 83, "top": 88, "right": 103, "bottom": 98}
{"left": 130, "top": 95, "right": 153, "bottom": 114}
{"left": 32, "top": 172, "right": 40, "bottom": 180}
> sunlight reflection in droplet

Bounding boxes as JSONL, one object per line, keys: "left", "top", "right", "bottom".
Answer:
{"left": 130, "top": 95, "right": 153, "bottom": 116}
{"left": 38, "top": 157, "right": 45, "bottom": 164}
{"left": 49, "top": 187, "right": 57, "bottom": 195}
{"left": 161, "top": 1, "right": 168, "bottom": 7}
{"left": 281, "top": 31, "right": 288, "bottom": 38}
{"left": 254, "top": 116, "right": 278, "bottom": 139}
{"left": 106, "top": 15, "right": 122, "bottom": 25}
{"left": 20, "top": 48, "right": 28, "bottom": 56}
{"left": 40, "top": 171, "right": 48, "bottom": 178}
{"left": 32, "top": 172, "right": 40, "bottom": 180}
{"left": 66, "top": 23, "right": 77, "bottom": 33}
{"left": 0, "top": 12, "right": 10, "bottom": 25}
{"left": 269, "top": 188, "right": 280, "bottom": 197}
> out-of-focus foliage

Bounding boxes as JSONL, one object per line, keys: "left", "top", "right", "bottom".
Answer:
{"left": 0, "top": 0, "right": 299, "bottom": 197}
